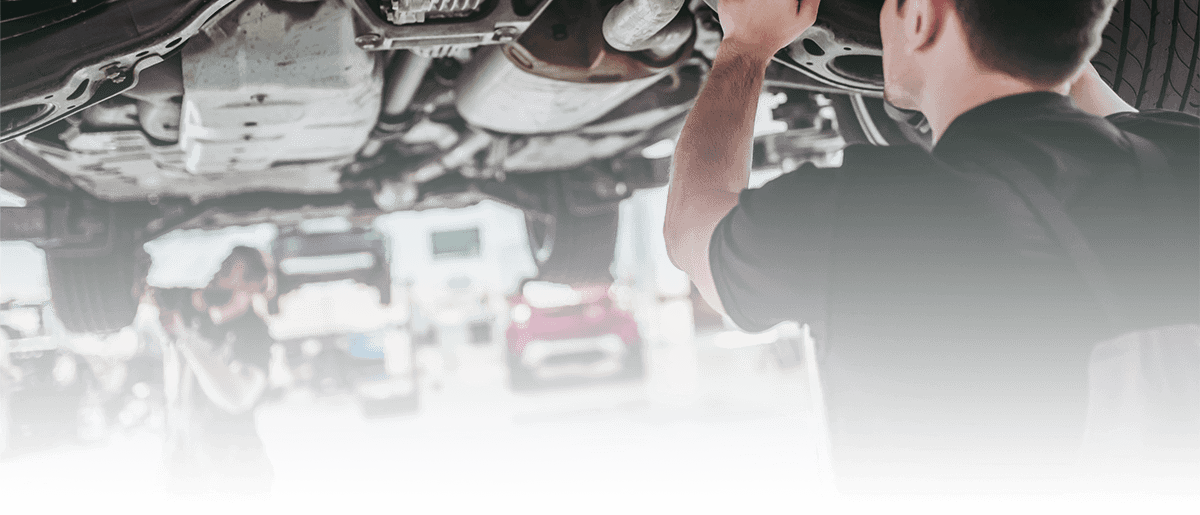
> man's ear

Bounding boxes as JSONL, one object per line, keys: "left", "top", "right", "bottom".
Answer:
{"left": 904, "top": 0, "right": 947, "bottom": 55}
{"left": 189, "top": 286, "right": 204, "bottom": 312}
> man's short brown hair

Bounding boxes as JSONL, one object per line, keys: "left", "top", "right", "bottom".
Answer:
{"left": 218, "top": 245, "right": 270, "bottom": 283}
{"left": 898, "top": 0, "right": 1117, "bottom": 84}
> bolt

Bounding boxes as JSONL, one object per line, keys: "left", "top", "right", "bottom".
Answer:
{"left": 491, "top": 26, "right": 521, "bottom": 43}
{"left": 355, "top": 34, "right": 384, "bottom": 49}
{"left": 104, "top": 65, "right": 127, "bottom": 84}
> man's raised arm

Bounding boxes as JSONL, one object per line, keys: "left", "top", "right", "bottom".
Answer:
{"left": 172, "top": 317, "right": 267, "bottom": 415}
{"left": 663, "top": 0, "right": 820, "bottom": 313}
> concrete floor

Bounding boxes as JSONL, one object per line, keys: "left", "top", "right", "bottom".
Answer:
{"left": 0, "top": 326, "right": 825, "bottom": 513}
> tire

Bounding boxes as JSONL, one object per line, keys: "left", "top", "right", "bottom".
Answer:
{"left": 506, "top": 351, "right": 537, "bottom": 391}
{"left": 831, "top": 94, "right": 932, "bottom": 148}
{"left": 45, "top": 251, "right": 140, "bottom": 334}
{"left": 525, "top": 175, "right": 619, "bottom": 285}
{"left": 621, "top": 342, "right": 646, "bottom": 380}
{"left": 1093, "top": 0, "right": 1200, "bottom": 114}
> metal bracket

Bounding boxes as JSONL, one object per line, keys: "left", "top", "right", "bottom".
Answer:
{"left": 346, "top": 0, "right": 554, "bottom": 50}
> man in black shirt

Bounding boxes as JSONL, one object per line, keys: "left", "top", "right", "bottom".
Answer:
{"left": 152, "top": 246, "right": 276, "bottom": 495}
{"left": 664, "top": 0, "right": 1198, "bottom": 492}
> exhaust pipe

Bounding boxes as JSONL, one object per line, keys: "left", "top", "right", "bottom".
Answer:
{"left": 383, "top": 51, "right": 434, "bottom": 118}
{"left": 602, "top": 0, "right": 688, "bottom": 53}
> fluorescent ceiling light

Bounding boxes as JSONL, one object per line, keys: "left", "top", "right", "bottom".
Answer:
{"left": 279, "top": 252, "right": 375, "bottom": 275}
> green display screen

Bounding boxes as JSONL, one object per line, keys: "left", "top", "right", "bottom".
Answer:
{"left": 431, "top": 228, "right": 481, "bottom": 259}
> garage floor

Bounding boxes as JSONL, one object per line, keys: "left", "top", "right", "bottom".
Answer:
{"left": 0, "top": 326, "right": 826, "bottom": 512}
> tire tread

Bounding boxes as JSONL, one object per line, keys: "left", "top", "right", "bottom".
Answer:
{"left": 1095, "top": 0, "right": 1200, "bottom": 114}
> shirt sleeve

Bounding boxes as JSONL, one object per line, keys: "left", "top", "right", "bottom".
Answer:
{"left": 1107, "top": 110, "right": 1200, "bottom": 188}
{"left": 708, "top": 164, "right": 841, "bottom": 333}
{"left": 230, "top": 314, "right": 273, "bottom": 372}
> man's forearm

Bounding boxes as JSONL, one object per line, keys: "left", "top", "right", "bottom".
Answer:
{"left": 175, "top": 331, "right": 265, "bottom": 414}
{"left": 665, "top": 42, "right": 771, "bottom": 255}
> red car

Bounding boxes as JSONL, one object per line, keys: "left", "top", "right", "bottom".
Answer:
{"left": 505, "top": 281, "right": 643, "bottom": 390}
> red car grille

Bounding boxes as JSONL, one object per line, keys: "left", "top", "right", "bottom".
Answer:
{"left": 544, "top": 348, "right": 604, "bottom": 364}
{"left": 544, "top": 304, "right": 585, "bottom": 316}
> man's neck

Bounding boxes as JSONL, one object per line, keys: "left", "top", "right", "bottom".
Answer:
{"left": 916, "top": 22, "right": 1070, "bottom": 143}
{"left": 921, "top": 65, "right": 1070, "bottom": 144}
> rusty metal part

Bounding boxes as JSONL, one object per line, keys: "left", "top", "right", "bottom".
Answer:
{"left": 179, "top": 0, "right": 383, "bottom": 174}
{"left": 506, "top": 0, "right": 695, "bottom": 82}
{"left": 637, "top": 11, "right": 695, "bottom": 60}
{"left": 602, "top": 0, "right": 686, "bottom": 52}
{"left": 383, "top": 52, "right": 435, "bottom": 117}
{"left": 454, "top": 0, "right": 695, "bottom": 134}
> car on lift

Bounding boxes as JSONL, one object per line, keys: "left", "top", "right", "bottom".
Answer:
{"left": 1, "top": 0, "right": 1194, "bottom": 334}
{"left": 505, "top": 280, "right": 643, "bottom": 390}
{"left": 266, "top": 219, "right": 419, "bottom": 416}
{"left": 270, "top": 218, "right": 393, "bottom": 312}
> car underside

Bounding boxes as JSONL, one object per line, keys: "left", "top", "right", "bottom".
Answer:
{"left": 1, "top": 0, "right": 1196, "bottom": 333}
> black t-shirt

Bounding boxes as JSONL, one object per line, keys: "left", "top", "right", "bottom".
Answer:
{"left": 709, "top": 93, "right": 1200, "bottom": 485}
{"left": 164, "top": 302, "right": 274, "bottom": 492}
{"left": 190, "top": 310, "right": 272, "bottom": 450}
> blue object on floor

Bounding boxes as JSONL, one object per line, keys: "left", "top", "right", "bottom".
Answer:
{"left": 347, "top": 333, "right": 385, "bottom": 360}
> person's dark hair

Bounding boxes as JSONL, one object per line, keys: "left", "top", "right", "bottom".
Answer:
{"left": 896, "top": 0, "right": 1116, "bottom": 84}
{"left": 152, "top": 287, "right": 192, "bottom": 312}
{"left": 219, "top": 245, "right": 270, "bottom": 283}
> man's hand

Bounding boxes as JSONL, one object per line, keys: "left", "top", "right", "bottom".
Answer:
{"left": 1069, "top": 63, "right": 1137, "bottom": 117}
{"left": 717, "top": 0, "right": 821, "bottom": 61}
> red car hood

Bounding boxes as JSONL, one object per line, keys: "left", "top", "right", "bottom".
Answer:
{"left": 506, "top": 297, "right": 639, "bottom": 352}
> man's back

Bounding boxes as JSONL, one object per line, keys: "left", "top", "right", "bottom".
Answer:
{"left": 707, "top": 93, "right": 1199, "bottom": 487}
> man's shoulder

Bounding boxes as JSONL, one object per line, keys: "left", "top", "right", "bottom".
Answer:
{"left": 739, "top": 145, "right": 945, "bottom": 223}
{"left": 1107, "top": 109, "right": 1200, "bottom": 155}
{"left": 845, "top": 141, "right": 937, "bottom": 159}
{"left": 757, "top": 144, "right": 938, "bottom": 188}
{"left": 1108, "top": 109, "right": 1200, "bottom": 130}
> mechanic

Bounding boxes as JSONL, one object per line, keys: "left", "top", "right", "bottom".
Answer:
{"left": 152, "top": 246, "right": 277, "bottom": 495}
{"left": 664, "top": 0, "right": 1199, "bottom": 492}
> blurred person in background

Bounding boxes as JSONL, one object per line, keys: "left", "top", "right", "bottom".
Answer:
{"left": 149, "top": 246, "right": 276, "bottom": 495}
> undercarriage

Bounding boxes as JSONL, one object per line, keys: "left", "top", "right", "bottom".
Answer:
{"left": 3, "top": 0, "right": 1191, "bottom": 333}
